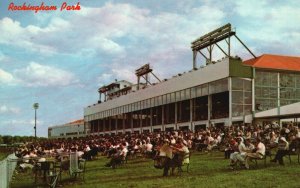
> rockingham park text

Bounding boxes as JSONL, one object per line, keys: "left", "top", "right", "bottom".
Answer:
{"left": 7, "top": 2, "right": 81, "bottom": 13}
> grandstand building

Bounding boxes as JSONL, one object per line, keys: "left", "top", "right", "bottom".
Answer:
{"left": 48, "top": 119, "right": 85, "bottom": 139}
{"left": 84, "top": 24, "right": 300, "bottom": 135}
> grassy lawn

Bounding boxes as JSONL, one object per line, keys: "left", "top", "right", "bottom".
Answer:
{"left": 0, "top": 152, "right": 10, "bottom": 160}
{"left": 10, "top": 151, "right": 300, "bottom": 188}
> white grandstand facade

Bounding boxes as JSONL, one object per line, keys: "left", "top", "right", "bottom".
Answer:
{"left": 82, "top": 24, "right": 300, "bottom": 136}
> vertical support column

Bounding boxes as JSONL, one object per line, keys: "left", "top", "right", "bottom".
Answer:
{"left": 228, "top": 36, "right": 231, "bottom": 57}
{"left": 130, "top": 113, "right": 133, "bottom": 133}
{"left": 252, "top": 69, "right": 255, "bottom": 112}
{"left": 277, "top": 72, "right": 280, "bottom": 115}
{"left": 175, "top": 102, "right": 178, "bottom": 130}
{"left": 252, "top": 68, "right": 256, "bottom": 124}
{"left": 145, "top": 74, "right": 148, "bottom": 87}
{"left": 228, "top": 77, "right": 232, "bottom": 126}
{"left": 193, "top": 50, "right": 197, "bottom": 69}
{"left": 137, "top": 76, "right": 140, "bottom": 90}
{"left": 140, "top": 110, "right": 143, "bottom": 133}
{"left": 90, "top": 121, "right": 93, "bottom": 134}
{"left": 85, "top": 121, "right": 91, "bottom": 136}
{"left": 122, "top": 114, "right": 125, "bottom": 134}
{"left": 97, "top": 119, "right": 100, "bottom": 134}
{"left": 208, "top": 95, "right": 212, "bottom": 127}
{"left": 190, "top": 99, "right": 193, "bottom": 132}
{"left": 115, "top": 116, "right": 118, "bottom": 134}
{"left": 150, "top": 108, "right": 153, "bottom": 133}
{"left": 109, "top": 117, "right": 111, "bottom": 135}
{"left": 162, "top": 106, "right": 165, "bottom": 132}
{"left": 209, "top": 45, "right": 212, "bottom": 62}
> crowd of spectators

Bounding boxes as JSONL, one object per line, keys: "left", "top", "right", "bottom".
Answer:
{"left": 14, "top": 122, "right": 300, "bottom": 173}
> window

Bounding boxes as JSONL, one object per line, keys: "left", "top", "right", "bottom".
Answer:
{"left": 232, "top": 78, "right": 243, "bottom": 90}
{"left": 280, "top": 73, "right": 294, "bottom": 88}
{"left": 244, "top": 80, "right": 252, "bottom": 91}
{"left": 232, "top": 91, "right": 243, "bottom": 104}
{"left": 232, "top": 104, "right": 243, "bottom": 117}
{"left": 244, "top": 92, "right": 252, "bottom": 104}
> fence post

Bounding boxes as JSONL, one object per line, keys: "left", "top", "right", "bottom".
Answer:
{"left": 0, "top": 154, "right": 18, "bottom": 188}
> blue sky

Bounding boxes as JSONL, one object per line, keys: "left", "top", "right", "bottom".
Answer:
{"left": 0, "top": 0, "right": 299, "bottom": 137}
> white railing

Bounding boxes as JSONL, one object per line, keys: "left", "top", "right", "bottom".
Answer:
{"left": 0, "top": 154, "right": 18, "bottom": 188}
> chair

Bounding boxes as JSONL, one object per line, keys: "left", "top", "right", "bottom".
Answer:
{"left": 35, "top": 161, "right": 54, "bottom": 183}
{"left": 69, "top": 153, "right": 86, "bottom": 182}
{"left": 253, "top": 150, "right": 272, "bottom": 167}
{"left": 46, "top": 171, "right": 60, "bottom": 188}
{"left": 53, "top": 159, "right": 66, "bottom": 184}
{"left": 284, "top": 150, "right": 292, "bottom": 164}
{"left": 111, "top": 154, "right": 127, "bottom": 169}
{"left": 182, "top": 152, "right": 191, "bottom": 173}
{"left": 73, "top": 159, "right": 86, "bottom": 181}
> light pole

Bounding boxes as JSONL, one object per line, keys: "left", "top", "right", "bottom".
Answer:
{"left": 33, "top": 103, "right": 39, "bottom": 139}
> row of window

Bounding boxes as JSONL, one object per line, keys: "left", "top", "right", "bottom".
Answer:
{"left": 90, "top": 94, "right": 232, "bottom": 133}
{"left": 86, "top": 78, "right": 230, "bottom": 122}
{"left": 255, "top": 71, "right": 300, "bottom": 110}
{"left": 256, "top": 71, "right": 300, "bottom": 88}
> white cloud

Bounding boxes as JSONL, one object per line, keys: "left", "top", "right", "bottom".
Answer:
{"left": 89, "top": 37, "right": 125, "bottom": 55}
{"left": 1, "top": 119, "right": 43, "bottom": 126}
{"left": 0, "top": 2, "right": 225, "bottom": 59}
{"left": 233, "top": 0, "right": 300, "bottom": 55}
{"left": 0, "top": 17, "right": 57, "bottom": 55}
{"left": 0, "top": 51, "right": 6, "bottom": 62}
{"left": 0, "top": 68, "right": 16, "bottom": 84}
{"left": 0, "top": 105, "right": 20, "bottom": 114}
{"left": 0, "top": 119, "right": 44, "bottom": 136}
{"left": 14, "top": 62, "right": 78, "bottom": 87}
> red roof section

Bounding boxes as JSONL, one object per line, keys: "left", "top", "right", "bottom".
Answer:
{"left": 243, "top": 54, "right": 300, "bottom": 72}
{"left": 69, "top": 119, "right": 84, "bottom": 124}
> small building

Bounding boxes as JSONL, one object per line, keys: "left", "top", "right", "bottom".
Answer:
{"left": 48, "top": 119, "right": 85, "bottom": 139}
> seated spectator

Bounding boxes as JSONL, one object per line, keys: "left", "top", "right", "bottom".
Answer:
{"left": 245, "top": 138, "right": 266, "bottom": 169}
{"left": 230, "top": 138, "right": 254, "bottom": 169}
{"left": 164, "top": 139, "right": 189, "bottom": 176}
{"left": 206, "top": 133, "right": 216, "bottom": 151}
{"left": 225, "top": 139, "right": 237, "bottom": 159}
{"left": 145, "top": 140, "right": 153, "bottom": 158}
{"left": 229, "top": 137, "right": 244, "bottom": 167}
{"left": 270, "top": 130, "right": 289, "bottom": 165}
{"left": 105, "top": 143, "right": 128, "bottom": 168}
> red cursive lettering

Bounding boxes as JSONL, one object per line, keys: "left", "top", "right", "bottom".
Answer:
{"left": 61, "top": 2, "right": 81, "bottom": 11}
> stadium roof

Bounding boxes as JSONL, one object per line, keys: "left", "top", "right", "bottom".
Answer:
{"left": 243, "top": 54, "right": 300, "bottom": 72}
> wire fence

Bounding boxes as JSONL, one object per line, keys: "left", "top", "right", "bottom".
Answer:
{"left": 0, "top": 154, "right": 18, "bottom": 188}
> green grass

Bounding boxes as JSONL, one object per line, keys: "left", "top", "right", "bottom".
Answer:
{"left": 10, "top": 152, "right": 300, "bottom": 188}
{"left": 0, "top": 152, "right": 10, "bottom": 160}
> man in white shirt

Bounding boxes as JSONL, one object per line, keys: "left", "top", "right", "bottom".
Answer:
{"left": 244, "top": 138, "right": 266, "bottom": 169}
